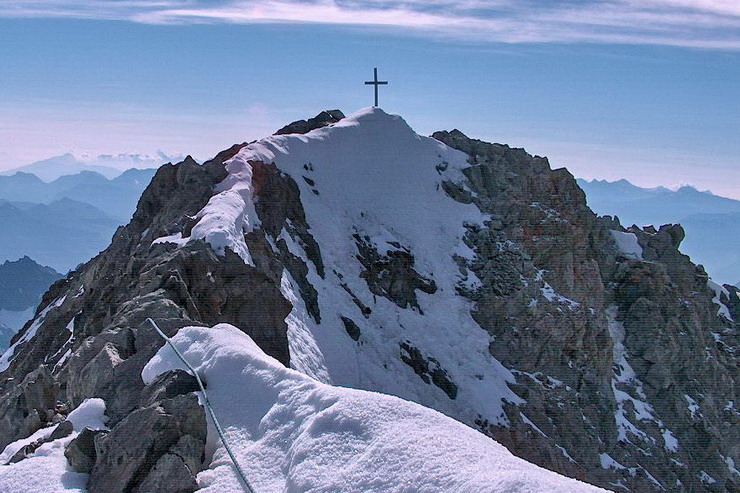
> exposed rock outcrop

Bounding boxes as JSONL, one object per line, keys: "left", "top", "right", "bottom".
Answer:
{"left": 275, "top": 109, "right": 345, "bottom": 135}
{"left": 434, "top": 129, "right": 738, "bottom": 492}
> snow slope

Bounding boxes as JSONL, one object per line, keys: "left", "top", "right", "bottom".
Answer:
{"left": 155, "top": 107, "right": 521, "bottom": 428}
{"left": 143, "top": 324, "right": 606, "bottom": 493}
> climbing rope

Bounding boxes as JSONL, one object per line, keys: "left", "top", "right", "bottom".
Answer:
{"left": 146, "top": 318, "right": 256, "bottom": 493}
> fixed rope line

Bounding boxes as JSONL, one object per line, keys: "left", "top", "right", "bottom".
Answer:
{"left": 146, "top": 318, "right": 256, "bottom": 493}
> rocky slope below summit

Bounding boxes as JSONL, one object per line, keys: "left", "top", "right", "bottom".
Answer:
{"left": 0, "top": 108, "right": 737, "bottom": 492}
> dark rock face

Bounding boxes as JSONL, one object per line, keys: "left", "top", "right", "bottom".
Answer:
{"left": 340, "top": 316, "right": 361, "bottom": 341}
{"left": 89, "top": 393, "right": 206, "bottom": 493}
{"left": 65, "top": 427, "right": 104, "bottom": 473}
{"left": 5, "top": 420, "right": 72, "bottom": 464}
{"left": 0, "top": 366, "right": 58, "bottom": 449}
{"left": 399, "top": 342, "right": 457, "bottom": 399}
{"left": 138, "top": 370, "right": 200, "bottom": 408}
{"left": 275, "top": 109, "right": 345, "bottom": 135}
{"left": 354, "top": 234, "right": 437, "bottom": 311}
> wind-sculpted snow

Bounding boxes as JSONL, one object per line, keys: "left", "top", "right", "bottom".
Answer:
{"left": 143, "top": 324, "right": 606, "bottom": 493}
{"left": 153, "top": 155, "right": 260, "bottom": 265}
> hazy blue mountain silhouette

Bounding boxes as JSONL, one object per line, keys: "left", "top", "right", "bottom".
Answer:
{"left": 1, "top": 151, "right": 178, "bottom": 181}
{"left": 0, "top": 256, "right": 62, "bottom": 312}
{"left": 578, "top": 178, "right": 740, "bottom": 285}
{"left": 0, "top": 168, "right": 156, "bottom": 221}
{"left": 0, "top": 198, "right": 121, "bottom": 273}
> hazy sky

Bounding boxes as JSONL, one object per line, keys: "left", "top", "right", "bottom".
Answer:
{"left": 0, "top": 1, "right": 738, "bottom": 198}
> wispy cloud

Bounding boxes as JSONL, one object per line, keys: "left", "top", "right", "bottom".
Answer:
{"left": 2, "top": 0, "right": 740, "bottom": 49}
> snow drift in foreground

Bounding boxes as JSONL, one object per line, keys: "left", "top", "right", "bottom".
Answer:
{"left": 143, "top": 324, "right": 605, "bottom": 493}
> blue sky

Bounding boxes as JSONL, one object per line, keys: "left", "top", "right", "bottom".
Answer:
{"left": 0, "top": 1, "right": 738, "bottom": 198}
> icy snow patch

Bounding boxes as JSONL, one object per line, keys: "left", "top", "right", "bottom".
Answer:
{"left": 722, "top": 454, "right": 740, "bottom": 476}
{"left": 600, "top": 453, "right": 627, "bottom": 470}
{"left": 0, "top": 296, "right": 66, "bottom": 373}
{"left": 708, "top": 280, "right": 733, "bottom": 321}
{"left": 142, "top": 324, "right": 606, "bottom": 493}
{"left": 684, "top": 394, "right": 702, "bottom": 419}
{"left": 541, "top": 282, "right": 580, "bottom": 308}
{"left": 0, "top": 398, "right": 108, "bottom": 492}
{"left": 699, "top": 471, "right": 717, "bottom": 485}
{"left": 610, "top": 230, "right": 643, "bottom": 260}
{"left": 279, "top": 269, "right": 331, "bottom": 384}
{"left": 662, "top": 429, "right": 679, "bottom": 453}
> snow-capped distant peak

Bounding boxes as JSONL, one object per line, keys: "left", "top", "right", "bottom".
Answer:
{"left": 2, "top": 151, "right": 183, "bottom": 182}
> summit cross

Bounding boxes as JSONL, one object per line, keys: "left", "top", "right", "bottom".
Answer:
{"left": 364, "top": 68, "right": 388, "bottom": 107}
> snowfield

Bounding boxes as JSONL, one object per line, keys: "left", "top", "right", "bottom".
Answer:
{"left": 143, "top": 324, "right": 606, "bottom": 493}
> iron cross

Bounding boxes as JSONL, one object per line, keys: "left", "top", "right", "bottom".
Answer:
{"left": 365, "top": 68, "right": 388, "bottom": 107}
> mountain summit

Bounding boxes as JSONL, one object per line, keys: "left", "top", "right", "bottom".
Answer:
{"left": 0, "top": 109, "right": 736, "bottom": 492}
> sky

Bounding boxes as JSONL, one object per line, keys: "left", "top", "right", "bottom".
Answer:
{"left": 0, "top": 0, "right": 738, "bottom": 198}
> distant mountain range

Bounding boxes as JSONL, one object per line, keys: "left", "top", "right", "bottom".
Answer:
{"left": 578, "top": 178, "right": 740, "bottom": 285}
{"left": 0, "top": 168, "right": 156, "bottom": 221}
{"left": 0, "top": 198, "right": 123, "bottom": 273}
{"left": 0, "top": 165, "right": 158, "bottom": 273}
{"left": 1, "top": 151, "right": 179, "bottom": 182}
{"left": 0, "top": 256, "right": 62, "bottom": 312}
{"left": 0, "top": 256, "right": 62, "bottom": 351}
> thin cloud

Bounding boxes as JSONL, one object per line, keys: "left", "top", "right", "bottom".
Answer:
{"left": 1, "top": 0, "right": 739, "bottom": 49}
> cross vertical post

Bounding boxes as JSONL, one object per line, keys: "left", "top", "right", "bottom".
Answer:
{"left": 365, "top": 67, "right": 388, "bottom": 107}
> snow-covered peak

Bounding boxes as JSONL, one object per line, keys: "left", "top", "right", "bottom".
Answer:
{"left": 156, "top": 107, "right": 518, "bottom": 431}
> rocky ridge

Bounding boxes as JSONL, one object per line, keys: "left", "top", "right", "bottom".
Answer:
{"left": 0, "top": 109, "right": 736, "bottom": 492}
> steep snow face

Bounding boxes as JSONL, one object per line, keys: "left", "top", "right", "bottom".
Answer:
{"left": 143, "top": 324, "right": 606, "bottom": 493}
{"left": 155, "top": 107, "right": 520, "bottom": 427}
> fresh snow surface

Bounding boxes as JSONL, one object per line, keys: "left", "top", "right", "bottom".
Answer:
{"left": 153, "top": 107, "right": 521, "bottom": 428}
{"left": 0, "top": 295, "right": 65, "bottom": 373}
{"left": 0, "top": 398, "right": 108, "bottom": 492}
{"left": 143, "top": 324, "right": 606, "bottom": 493}
{"left": 609, "top": 230, "right": 643, "bottom": 260}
